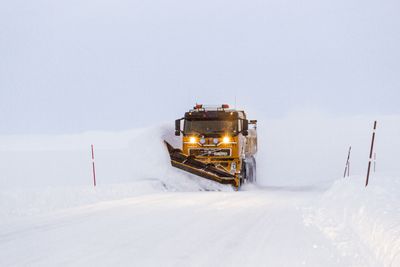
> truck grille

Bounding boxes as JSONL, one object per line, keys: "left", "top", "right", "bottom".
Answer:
{"left": 189, "top": 148, "right": 231, "bottom": 157}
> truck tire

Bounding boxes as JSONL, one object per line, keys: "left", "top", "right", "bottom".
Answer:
{"left": 245, "top": 156, "right": 256, "bottom": 183}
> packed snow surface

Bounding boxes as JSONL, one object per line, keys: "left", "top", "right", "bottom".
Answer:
{"left": 0, "top": 116, "right": 400, "bottom": 266}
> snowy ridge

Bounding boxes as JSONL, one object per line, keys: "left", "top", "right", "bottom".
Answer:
{"left": 308, "top": 175, "right": 400, "bottom": 266}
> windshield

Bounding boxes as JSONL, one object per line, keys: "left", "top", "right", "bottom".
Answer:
{"left": 184, "top": 120, "right": 238, "bottom": 135}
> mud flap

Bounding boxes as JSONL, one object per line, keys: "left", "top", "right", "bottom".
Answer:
{"left": 164, "top": 141, "right": 238, "bottom": 187}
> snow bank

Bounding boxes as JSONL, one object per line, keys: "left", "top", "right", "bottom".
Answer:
{"left": 308, "top": 175, "right": 400, "bottom": 266}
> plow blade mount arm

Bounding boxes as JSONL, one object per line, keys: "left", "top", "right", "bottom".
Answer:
{"left": 164, "top": 141, "right": 237, "bottom": 186}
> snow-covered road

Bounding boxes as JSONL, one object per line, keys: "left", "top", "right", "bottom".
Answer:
{"left": 0, "top": 187, "right": 379, "bottom": 267}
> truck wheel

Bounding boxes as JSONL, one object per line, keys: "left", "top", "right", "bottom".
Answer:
{"left": 245, "top": 156, "right": 257, "bottom": 183}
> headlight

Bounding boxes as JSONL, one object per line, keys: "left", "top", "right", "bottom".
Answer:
{"left": 200, "top": 138, "right": 206, "bottom": 144}
{"left": 189, "top": 136, "right": 197, "bottom": 144}
{"left": 222, "top": 136, "right": 230, "bottom": 143}
{"left": 213, "top": 138, "right": 219, "bottom": 144}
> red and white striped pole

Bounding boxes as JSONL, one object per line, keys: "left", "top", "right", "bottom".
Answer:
{"left": 91, "top": 144, "right": 97, "bottom": 187}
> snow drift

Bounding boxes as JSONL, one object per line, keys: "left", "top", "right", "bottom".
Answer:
{"left": 307, "top": 175, "right": 400, "bottom": 266}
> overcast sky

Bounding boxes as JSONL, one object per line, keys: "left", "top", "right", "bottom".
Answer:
{"left": 1, "top": 0, "right": 399, "bottom": 134}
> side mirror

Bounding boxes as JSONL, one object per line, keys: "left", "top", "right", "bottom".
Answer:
{"left": 175, "top": 119, "right": 181, "bottom": 136}
{"left": 242, "top": 119, "right": 249, "bottom": 136}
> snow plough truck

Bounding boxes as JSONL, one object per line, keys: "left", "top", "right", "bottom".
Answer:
{"left": 165, "top": 104, "right": 257, "bottom": 189}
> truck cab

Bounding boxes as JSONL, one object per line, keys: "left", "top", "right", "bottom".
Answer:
{"left": 166, "top": 104, "right": 257, "bottom": 189}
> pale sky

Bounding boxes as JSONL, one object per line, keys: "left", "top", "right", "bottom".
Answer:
{"left": 1, "top": 0, "right": 399, "bottom": 134}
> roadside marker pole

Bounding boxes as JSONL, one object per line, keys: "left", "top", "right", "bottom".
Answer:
{"left": 347, "top": 160, "right": 350, "bottom": 177}
{"left": 343, "top": 146, "right": 351, "bottom": 178}
{"left": 373, "top": 152, "right": 376, "bottom": 173}
{"left": 91, "top": 144, "right": 97, "bottom": 187}
{"left": 365, "top": 121, "right": 377, "bottom": 187}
